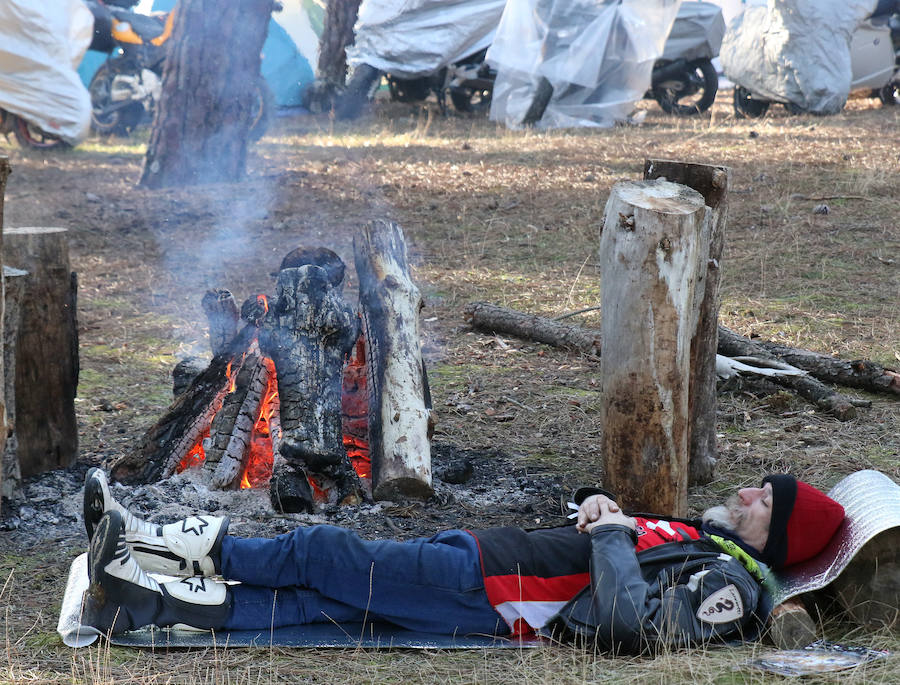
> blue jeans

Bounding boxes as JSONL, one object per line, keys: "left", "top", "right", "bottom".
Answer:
{"left": 220, "top": 525, "right": 507, "bottom": 635}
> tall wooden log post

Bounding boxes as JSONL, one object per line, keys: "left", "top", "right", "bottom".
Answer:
{"left": 599, "top": 180, "right": 706, "bottom": 517}
{"left": 2, "top": 267, "right": 27, "bottom": 501}
{"left": 0, "top": 156, "right": 9, "bottom": 512}
{"left": 643, "top": 160, "right": 730, "bottom": 486}
{"left": 3, "top": 227, "right": 79, "bottom": 477}
{"left": 354, "top": 220, "right": 434, "bottom": 501}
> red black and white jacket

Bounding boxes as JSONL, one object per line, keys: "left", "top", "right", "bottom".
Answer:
{"left": 468, "top": 514, "right": 702, "bottom": 635}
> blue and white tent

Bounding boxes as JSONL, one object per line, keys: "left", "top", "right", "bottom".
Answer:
{"left": 77, "top": 0, "right": 323, "bottom": 107}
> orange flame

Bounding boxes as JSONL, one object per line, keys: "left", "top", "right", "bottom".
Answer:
{"left": 238, "top": 357, "right": 279, "bottom": 489}
{"left": 257, "top": 294, "right": 269, "bottom": 314}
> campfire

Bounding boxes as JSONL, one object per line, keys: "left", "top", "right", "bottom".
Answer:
{"left": 108, "top": 221, "right": 433, "bottom": 513}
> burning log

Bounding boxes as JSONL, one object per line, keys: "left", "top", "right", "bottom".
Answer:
{"left": 354, "top": 220, "right": 434, "bottom": 501}
{"left": 110, "top": 324, "right": 258, "bottom": 484}
{"left": 257, "top": 263, "right": 361, "bottom": 511}
{"left": 3, "top": 227, "right": 79, "bottom": 477}
{"left": 643, "top": 159, "right": 729, "bottom": 487}
{"left": 201, "top": 288, "right": 240, "bottom": 356}
{"left": 598, "top": 179, "right": 707, "bottom": 517}
{"left": 202, "top": 351, "right": 269, "bottom": 489}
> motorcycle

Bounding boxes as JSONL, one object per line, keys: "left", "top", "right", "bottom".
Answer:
{"left": 519, "top": 0, "right": 725, "bottom": 127}
{"left": 0, "top": 0, "right": 93, "bottom": 149}
{"left": 730, "top": 2, "right": 900, "bottom": 117}
{"left": 335, "top": 0, "right": 507, "bottom": 120}
{"left": 84, "top": 0, "right": 273, "bottom": 138}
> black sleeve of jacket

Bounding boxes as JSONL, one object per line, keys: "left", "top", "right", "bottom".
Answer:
{"left": 577, "top": 525, "right": 762, "bottom": 653}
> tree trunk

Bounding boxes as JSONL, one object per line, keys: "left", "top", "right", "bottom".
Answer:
{"left": 3, "top": 227, "right": 79, "bottom": 477}
{"left": 1, "top": 267, "right": 27, "bottom": 501}
{"left": 0, "top": 157, "right": 9, "bottom": 512}
{"left": 317, "top": 0, "right": 362, "bottom": 87}
{"left": 139, "top": 0, "right": 274, "bottom": 189}
{"left": 643, "top": 159, "right": 730, "bottom": 486}
{"left": 599, "top": 180, "right": 706, "bottom": 517}
{"left": 354, "top": 220, "right": 434, "bottom": 501}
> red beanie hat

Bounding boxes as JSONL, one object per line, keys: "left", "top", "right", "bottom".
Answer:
{"left": 761, "top": 475, "right": 845, "bottom": 569}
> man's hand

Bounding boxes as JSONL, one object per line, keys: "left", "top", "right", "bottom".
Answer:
{"left": 577, "top": 494, "right": 636, "bottom": 534}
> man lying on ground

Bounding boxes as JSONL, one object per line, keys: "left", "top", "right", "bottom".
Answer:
{"left": 80, "top": 468, "right": 844, "bottom": 652}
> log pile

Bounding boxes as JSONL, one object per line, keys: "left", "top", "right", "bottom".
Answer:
{"left": 110, "top": 225, "right": 433, "bottom": 511}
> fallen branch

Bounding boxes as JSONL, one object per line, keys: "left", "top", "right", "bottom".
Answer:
{"left": 464, "top": 301, "right": 897, "bottom": 421}
{"left": 719, "top": 327, "right": 900, "bottom": 397}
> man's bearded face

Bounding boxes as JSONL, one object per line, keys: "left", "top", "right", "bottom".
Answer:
{"left": 701, "top": 494, "right": 744, "bottom": 533}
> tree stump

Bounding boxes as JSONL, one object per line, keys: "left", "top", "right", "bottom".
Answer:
{"left": 3, "top": 227, "right": 79, "bottom": 477}
{"left": 1, "top": 267, "right": 27, "bottom": 501}
{"left": 354, "top": 220, "right": 434, "bottom": 501}
{"left": 598, "top": 180, "right": 706, "bottom": 516}
{"left": 643, "top": 159, "right": 730, "bottom": 487}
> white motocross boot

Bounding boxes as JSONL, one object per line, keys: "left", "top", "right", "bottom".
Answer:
{"left": 84, "top": 468, "right": 229, "bottom": 577}
{"left": 83, "top": 510, "right": 231, "bottom": 635}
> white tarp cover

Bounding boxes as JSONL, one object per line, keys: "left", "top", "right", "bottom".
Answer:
{"left": 662, "top": 1, "right": 726, "bottom": 62}
{"left": 346, "top": 0, "right": 507, "bottom": 79}
{"left": 720, "top": 0, "right": 876, "bottom": 114}
{"left": 0, "top": 0, "right": 93, "bottom": 144}
{"left": 487, "top": 0, "right": 682, "bottom": 130}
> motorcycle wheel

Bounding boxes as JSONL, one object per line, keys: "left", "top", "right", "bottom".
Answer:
{"left": 388, "top": 77, "right": 431, "bottom": 103}
{"left": 449, "top": 86, "right": 492, "bottom": 113}
{"left": 88, "top": 63, "right": 145, "bottom": 136}
{"left": 249, "top": 79, "right": 274, "bottom": 141}
{"left": 733, "top": 85, "right": 770, "bottom": 119}
{"left": 12, "top": 116, "right": 70, "bottom": 150}
{"left": 336, "top": 64, "right": 382, "bottom": 120}
{"left": 879, "top": 82, "right": 899, "bottom": 106}
{"left": 654, "top": 59, "right": 718, "bottom": 116}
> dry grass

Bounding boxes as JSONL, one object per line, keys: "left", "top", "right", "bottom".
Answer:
{"left": 1, "top": 90, "right": 899, "bottom": 682}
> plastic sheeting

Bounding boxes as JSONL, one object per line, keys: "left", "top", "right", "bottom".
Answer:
{"left": 0, "top": 0, "right": 93, "bottom": 144}
{"left": 720, "top": 0, "right": 876, "bottom": 114}
{"left": 662, "top": 1, "right": 725, "bottom": 62}
{"left": 487, "top": 0, "right": 682, "bottom": 130}
{"left": 346, "top": 0, "right": 507, "bottom": 80}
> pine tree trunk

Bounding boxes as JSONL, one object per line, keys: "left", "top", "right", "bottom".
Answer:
{"left": 140, "top": 0, "right": 274, "bottom": 189}
{"left": 317, "top": 0, "right": 362, "bottom": 86}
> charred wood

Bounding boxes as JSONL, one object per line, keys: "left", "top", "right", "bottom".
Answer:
{"left": 354, "top": 220, "right": 434, "bottom": 501}
{"left": 172, "top": 357, "right": 206, "bottom": 397}
{"left": 204, "top": 352, "right": 269, "bottom": 489}
{"left": 257, "top": 263, "right": 360, "bottom": 510}
{"left": 202, "top": 289, "right": 240, "bottom": 356}
{"left": 110, "top": 324, "right": 258, "bottom": 484}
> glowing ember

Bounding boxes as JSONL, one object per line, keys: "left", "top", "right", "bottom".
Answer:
{"left": 257, "top": 293, "right": 269, "bottom": 313}
{"left": 176, "top": 337, "right": 371, "bottom": 493}
{"left": 176, "top": 428, "right": 208, "bottom": 473}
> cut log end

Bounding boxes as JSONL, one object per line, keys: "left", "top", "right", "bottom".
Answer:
{"left": 613, "top": 179, "right": 706, "bottom": 216}
{"left": 767, "top": 598, "right": 818, "bottom": 649}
